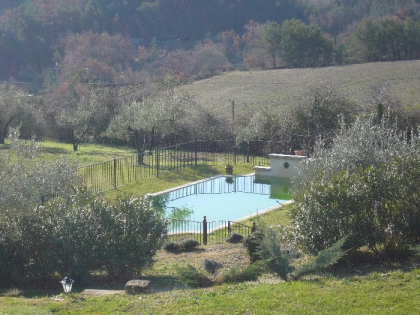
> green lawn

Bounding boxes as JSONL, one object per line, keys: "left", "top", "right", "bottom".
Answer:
{"left": 2, "top": 269, "right": 420, "bottom": 314}
{"left": 0, "top": 140, "right": 137, "bottom": 166}
{"left": 38, "top": 141, "right": 138, "bottom": 166}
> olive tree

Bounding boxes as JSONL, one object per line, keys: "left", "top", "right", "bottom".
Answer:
{"left": 0, "top": 129, "right": 81, "bottom": 217}
{"left": 0, "top": 85, "right": 31, "bottom": 144}
{"left": 50, "top": 85, "right": 105, "bottom": 151}
{"left": 106, "top": 84, "right": 199, "bottom": 163}
{"left": 283, "top": 83, "right": 358, "bottom": 153}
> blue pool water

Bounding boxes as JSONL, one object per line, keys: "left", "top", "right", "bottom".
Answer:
{"left": 151, "top": 175, "right": 292, "bottom": 222}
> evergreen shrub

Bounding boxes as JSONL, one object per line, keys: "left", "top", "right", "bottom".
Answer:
{"left": 291, "top": 115, "right": 420, "bottom": 255}
{"left": 175, "top": 264, "right": 213, "bottom": 288}
{"left": 220, "top": 261, "right": 266, "bottom": 284}
{"left": 203, "top": 259, "right": 223, "bottom": 274}
{"left": 243, "top": 232, "right": 265, "bottom": 263}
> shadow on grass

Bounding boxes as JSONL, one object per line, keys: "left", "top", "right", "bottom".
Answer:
{"left": 42, "top": 147, "right": 69, "bottom": 155}
{"left": 0, "top": 274, "right": 183, "bottom": 298}
{"left": 299, "top": 250, "right": 420, "bottom": 283}
{"left": 163, "top": 248, "right": 206, "bottom": 255}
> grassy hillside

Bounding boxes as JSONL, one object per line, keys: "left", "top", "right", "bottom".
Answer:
{"left": 184, "top": 60, "right": 420, "bottom": 116}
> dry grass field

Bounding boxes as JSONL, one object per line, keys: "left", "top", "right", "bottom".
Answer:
{"left": 183, "top": 60, "right": 420, "bottom": 116}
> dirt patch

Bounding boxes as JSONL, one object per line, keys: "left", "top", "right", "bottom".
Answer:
{"left": 154, "top": 242, "right": 250, "bottom": 270}
{"left": 131, "top": 242, "right": 253, "bottom": 293}
{"left": 82, "top": 289, "right": 125, "bottom": 296}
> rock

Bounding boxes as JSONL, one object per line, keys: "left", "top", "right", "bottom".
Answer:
{"left": 125, "top": 280, "right": 151, "bottom": 295}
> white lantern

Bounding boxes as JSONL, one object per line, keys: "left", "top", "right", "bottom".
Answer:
{"left": 60, "top": 276, "right": 74, "bottom": 293}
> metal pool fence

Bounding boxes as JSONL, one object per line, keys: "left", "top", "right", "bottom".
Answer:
{"left": 78, "top": 139, "right": 289, "bottom": 192}
{"left": 166, "top": 216, "right": 256, "bottom": 245}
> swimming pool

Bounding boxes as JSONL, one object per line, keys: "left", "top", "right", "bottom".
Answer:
{"left": 150, "top": 175, "right": 293, "bottom": 222}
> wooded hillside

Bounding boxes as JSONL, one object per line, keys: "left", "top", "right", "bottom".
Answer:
{"left": 1, "top": 0, "right": 420, "bottom": 89}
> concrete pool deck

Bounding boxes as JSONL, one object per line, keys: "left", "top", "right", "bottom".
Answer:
{"left": 254, "top": 154, "right": 306, "bottom": 180}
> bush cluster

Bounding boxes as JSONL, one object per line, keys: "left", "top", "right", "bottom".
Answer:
{"left": 292, "top": 115, "right": 420, "bottom": 255}
{"left": 164, "top": 239, "right": 200, "bottom": 252}
{"left": 0, "top": 193, "right": 167, "bottom": 286}
{"left": 293, "top": 156, "right": 420, "bottom": 255}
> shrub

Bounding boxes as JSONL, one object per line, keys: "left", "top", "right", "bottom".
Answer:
{"left": 86, "top": 196, "right": 168, "bottom": 277}
{"left": 220, "top": 261, "right": 266, "bottom": 284}
{"left": 179, "top": 239, "right": 200, "bottom": 251}
{"left": 256, "top": 229, "right": 291, "bottom": 280}
{"left": 243, "top": 232, "right": 264, "bottom": 263}
{"left": 164, "top": 242, "right": 181, "bottom": 252}
{"left": 0, "top": 191, "right": 168, "bottom": 286}
{"left": 291, "top": 115, "right": 420, "bottom": 255}
{"left": 163, "top": 239, "right": 200, "bottom": 253}
{"left": 293, "top": 115, "right": 420, "bottom": 194}
{"left": 175, "top": 264, "right": 213, "bottom": 288}
{"left": 293, "top": 156, "right": 420, "bottom": 255}
{"left": 203, "top": 259, "right": 223, "bottom": 274}
{"left": 294, "top": 237, "right": 348, "bottom": 279}
{"left": 226, "top": 232, "right": 244, "bottom": 244}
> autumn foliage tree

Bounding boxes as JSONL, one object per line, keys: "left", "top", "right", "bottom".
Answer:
{"left": 60, "top": 31, "right": 137, "bottom": 84}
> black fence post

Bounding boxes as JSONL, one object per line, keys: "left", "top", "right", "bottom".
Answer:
{"left": 233, "top": 139, "right": 237, "bottom": 165}
{"left": 194, "top": 139, "right": 198, "bottom": 166}
{"left": 228, "top": 221, "right": 231, "bottom": 234}
{"left": 203, "top": 216, "right": 207, "bottom": 245}
{"left": 251, "top": 222, "right": 256, "bottom": 233}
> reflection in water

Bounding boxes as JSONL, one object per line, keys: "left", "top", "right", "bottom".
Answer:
{"left": 151, "top": 175, "right": 292, "bottom": 222}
